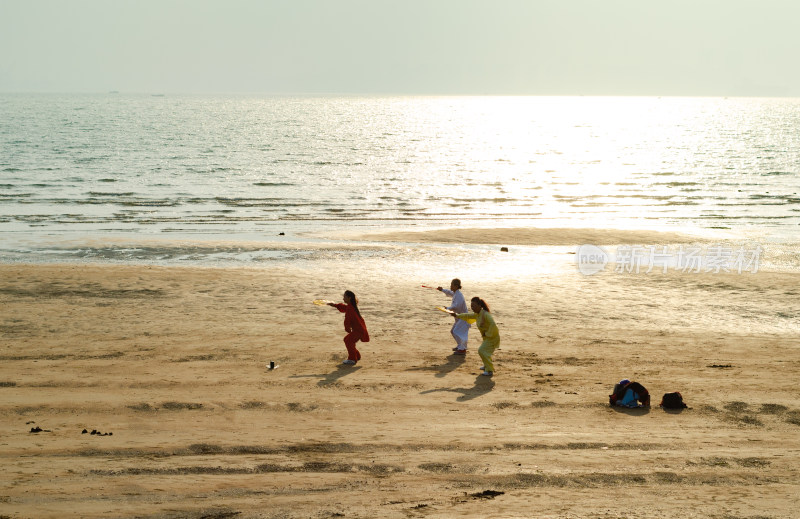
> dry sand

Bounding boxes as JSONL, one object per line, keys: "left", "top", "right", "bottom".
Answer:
{"left": 1, "top": 229, "right": 799, "bottom": 518}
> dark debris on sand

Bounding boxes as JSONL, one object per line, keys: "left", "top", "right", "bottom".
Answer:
{"left": 470, "top": 490, "right": 505, "bottom": 499}
{"left": 82, "top": 428, "right": 113, "bottom": 436}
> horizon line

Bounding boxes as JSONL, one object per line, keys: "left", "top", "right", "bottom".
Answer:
{"left": 2, "top": 90, "right": 800, "bottom": 100}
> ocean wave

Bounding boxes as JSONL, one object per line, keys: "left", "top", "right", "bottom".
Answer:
{"left": 749, "top": 194, "right": 800, "bottom": 202}
{"left": 186, "top": 167, "right": 238, "bottom": 174}
{"left": 664, "top": 200, "right": 700, "bottom": 206}
{"left": 446, "top": 197, "right": 524, "bottom": 203}
{"left": 215, "top": 198, "right": 328, "bottom": 207}
{"left": 109, "top": 200, "right": 180, "bottom": 207}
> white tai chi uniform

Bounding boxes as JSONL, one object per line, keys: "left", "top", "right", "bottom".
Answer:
{"left": 442, "top": 289, "right": 470, "bottom": 351}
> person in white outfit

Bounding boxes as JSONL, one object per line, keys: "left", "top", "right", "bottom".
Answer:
{"left": 437, "top": 278, "right": 471, "bottom": 355}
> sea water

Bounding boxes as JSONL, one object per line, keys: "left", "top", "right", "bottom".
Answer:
{"left": 1, "top": 94, "right": 798, "bottom": 265}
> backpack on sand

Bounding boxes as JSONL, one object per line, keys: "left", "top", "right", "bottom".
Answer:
{"left": 609, "top": 380, "right": 650, "bottom": 407}
{"left": 660, "top": 392, "right": 687, "bottom": 409}
{"left": 609, "top": 381, "right": 629, "bottom": 406}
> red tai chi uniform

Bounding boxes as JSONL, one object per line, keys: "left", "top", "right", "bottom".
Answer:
{"left": 333, "top": 303, "right": 369, "bottom": 362}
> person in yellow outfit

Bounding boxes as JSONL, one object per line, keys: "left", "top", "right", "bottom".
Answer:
{"left": 447, "top": 296, "right": 499, "bottom": 377}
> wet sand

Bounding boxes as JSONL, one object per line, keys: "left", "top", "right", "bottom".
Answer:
{"left": 1, "top": 230, "right": 799, "bottom": 518}
{"left": 352, "top": 226, "right": 712, "bottom": 246}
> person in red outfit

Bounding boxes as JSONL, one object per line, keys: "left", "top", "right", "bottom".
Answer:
{"left": 328, "top": 290, "right": 369, "bottom": 365}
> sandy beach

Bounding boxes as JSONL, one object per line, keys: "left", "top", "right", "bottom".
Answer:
{"left": 1, "top": 228, "right": 799, "bottom": 518}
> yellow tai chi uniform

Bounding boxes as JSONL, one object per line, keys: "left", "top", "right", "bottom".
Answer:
{"left": 456, "top": 308, "right": 499, "bottom": 373}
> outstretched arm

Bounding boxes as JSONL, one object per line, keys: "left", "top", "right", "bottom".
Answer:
{"left": 328, "top": 303, "right": 347, "bottom": 313}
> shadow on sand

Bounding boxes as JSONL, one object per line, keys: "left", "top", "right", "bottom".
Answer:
{"left": 407, "top": 353, "right": 466, "bottom": 378}
{"left": 660, "top": 406, "right": 689, "bottom": 414}
{"left": 610, "top": 405, "right": 651, "bottom": 416}
{"left": 419, "top": 373, "right": 496, "bottom": 402}
{"left": 289, "top": 364, "right": 363, "bottom": 387}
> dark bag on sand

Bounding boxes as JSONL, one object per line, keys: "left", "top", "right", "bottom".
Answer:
{"left": 609, "top": 382, "right": 628, "bottom": 406}
{"left": 660, "top": 392, "right": 687, "bottom": 409}
{"left": 626, "top": 382, "right": 650, "bottom": 407}
{"left": 609, "top": 380, "right": 651, "bottom": 407}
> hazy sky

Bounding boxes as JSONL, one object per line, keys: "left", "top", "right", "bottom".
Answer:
{"left": 1, "top": 0, "right": 799, "bottom": 96}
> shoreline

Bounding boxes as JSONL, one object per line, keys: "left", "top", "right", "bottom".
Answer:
{"left": 2, "top": 225, "right": 797, "bottom": 277}
{"left": 349, "top": 225, "right": 721, "bottom": 246}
